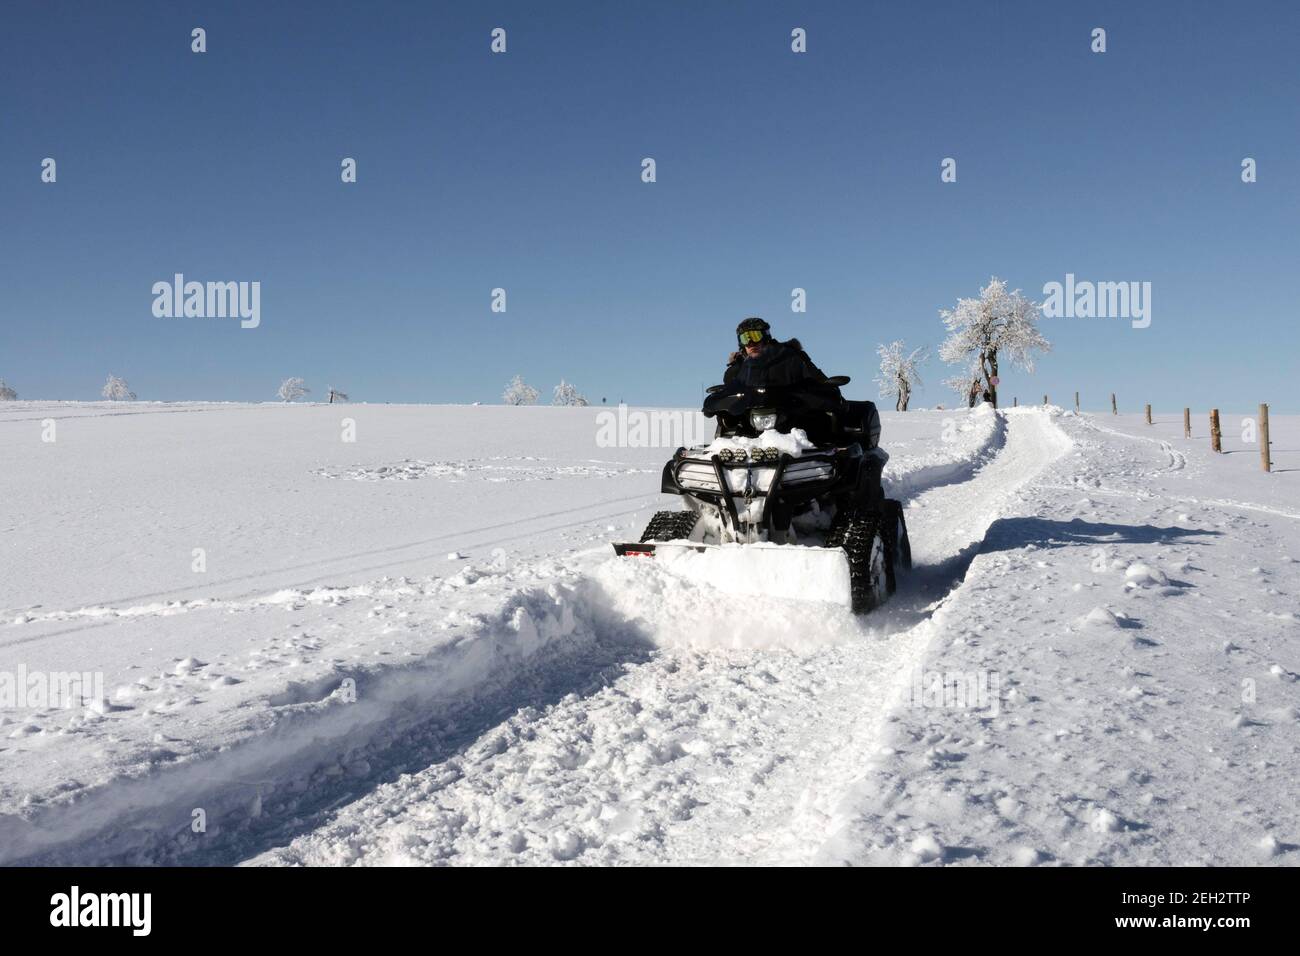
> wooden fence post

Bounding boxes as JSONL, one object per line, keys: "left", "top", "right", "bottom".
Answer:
{"left": 1210, "top": 409, "right": 1222, "bottom": 453}
{"left": 1145, "top": 404, "right": 1152, "bottom": 425}
{"left": 1043, "top": 394, "right": 1048, "bottom": 406}
{"left": 1260, "top": 403, "right": 1271, "bottom": 472}
{"left": 1075, "top": 391, "right": 1080, "bottom": 413}
{"left": 1183, "top": 407, "right": 1191, "bottom": 438}
{"left": 1013, "top": 397, "right": 1017, "bottom": 407}
{"left": 1111, "top": 393, "right": 1117, "bottom": 415}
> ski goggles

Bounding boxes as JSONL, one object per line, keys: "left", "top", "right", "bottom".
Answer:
{"left": 737, "top": 329, "right": 767, "bottom": 346}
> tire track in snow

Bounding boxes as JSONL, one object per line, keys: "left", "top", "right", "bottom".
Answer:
{"left": 752, "top": 410, "right": 1075, "bottom": 864}
{"left": 1072, "top": 416, "right": 1188, "bottom": 474}
{"left": 1049, "top": 415, "right": 1300, "bottom": 520}
{"left": 4, "top": 568, "right": 647, "bottom": 866}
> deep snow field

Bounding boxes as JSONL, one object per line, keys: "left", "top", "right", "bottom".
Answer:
{"left": 1, "top": 400, "right": 1297, "bottom": 866}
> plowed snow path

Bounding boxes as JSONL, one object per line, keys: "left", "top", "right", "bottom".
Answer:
{"left": 250, "top": 411, "right": 1072, "bottom": 865}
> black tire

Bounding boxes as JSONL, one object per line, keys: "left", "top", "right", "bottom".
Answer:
{"left": 639, "top": 510, "right": 699, "bottom": 543}
{"left": 882, "top": 499, "right": 912, "bottom": 580}
{"left": 897, "top": 512, "right": 912, "bottom": 571}
{"left": 826, "top": 506, "right": 892, "bottom": 614}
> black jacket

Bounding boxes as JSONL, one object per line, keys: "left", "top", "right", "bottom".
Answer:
{"left": 723, "top": 338, "right": 828, "bottom": 388}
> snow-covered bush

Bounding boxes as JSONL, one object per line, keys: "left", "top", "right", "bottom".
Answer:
{"left": 552, "top": 379, "right": 589, "bottom": 407}
{"left": 503, "top": 375, "right": 539, "bottom": 406}
{"left": 101, "top": 375, "right": 136, "bottom": 401}
{"left": 875, "top": 341, "right": 927, "bottom": 411}
{"left": 0, "top": 379, "right": 17, "bottom": 401}
{"left": 939, "top": 277, "right": 1049, "bottom": 408}
{"left": 278, "top": 377, "right": 310, "bottom": 402}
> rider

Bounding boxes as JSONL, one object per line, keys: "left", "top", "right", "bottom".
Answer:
{"left": 722, "top": 317, "right": 882, "bottom": 503}
{"left": 724, "top": 317, "right": 829, "bottom": 387}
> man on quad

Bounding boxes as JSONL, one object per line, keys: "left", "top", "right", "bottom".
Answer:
{"left": 721, "top": 317, "right": 843, "bottom": 441}
{"left": 724, "top": 317, "right": 829, "bottom": 388}
{"left": 718, "top": 316, "right": 885, "bottom": 507}
{"left": 621, "top": 319, "right": 906, "bottom": 613}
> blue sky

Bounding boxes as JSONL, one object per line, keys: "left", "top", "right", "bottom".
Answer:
{"left": 2, "top": 0, "right": 1297, "bottom": 410}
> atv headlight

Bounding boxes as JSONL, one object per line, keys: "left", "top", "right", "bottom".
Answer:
{"left": 750, "top": 409, "right": 778, "bottom": 431}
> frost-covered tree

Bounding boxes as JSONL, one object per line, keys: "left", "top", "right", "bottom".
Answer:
{"left": 0, "top": 379, "right": 17, "bottom": 401}
{"left": 326, "top": 386, "right": 349, "bottom": 404}
{"left": 875, "top": 341, "right": 928, "bottom": 411}
{"left": 938, "top": 277, "right": 1049, "bottom": 409}
{"left": 940, "top": 357, "right": 985, "bottom": 409}
{"left": 502, "top": 375, "right": 539, "bottom": 406}
{"left": 101, "top": 375, "right": 136, "bottom": 401}
{"left": 278, "top": 377, "right": 310, "bottom": 402}
{"left": 552, "top": 379, "right": 589, "bottom": 407}
{"left": 942, "top": 371, "right": 982, "bottom": 408}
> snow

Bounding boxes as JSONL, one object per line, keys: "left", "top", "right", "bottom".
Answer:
{"left": 1124, "top": 562, "right": 1169, "bottom": 588}
{"left": 811, "top": 410, "right": 1300, "bottom": 866}
{"left": 1, "top": 400, "right": 1297, "bottom": 866}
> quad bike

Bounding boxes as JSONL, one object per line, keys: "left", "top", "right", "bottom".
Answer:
{"left": 613, "top": 376, "right": 910, "bottom": 613}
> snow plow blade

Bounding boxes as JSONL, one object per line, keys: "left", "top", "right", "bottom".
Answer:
{"left": 612, "top": 540, "right": 855, "bottom": 608}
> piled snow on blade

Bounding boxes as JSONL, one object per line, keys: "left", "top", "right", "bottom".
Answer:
{"left": 587, "top": 547, "right": 862, "bottom": 651}
{"left": 653, "top": 542, "right": 852, "bottom": 607}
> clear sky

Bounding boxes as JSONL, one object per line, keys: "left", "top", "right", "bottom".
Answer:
{"left": 2, "top": 0, "right": 1297, "bottom": 410}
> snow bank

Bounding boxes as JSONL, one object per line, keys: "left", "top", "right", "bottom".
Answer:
{"left": 882, "top": 404, "right": 1004, "bottom": 500}
{"left": 0, "top": 577, "right": 593, "bottom": 864}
